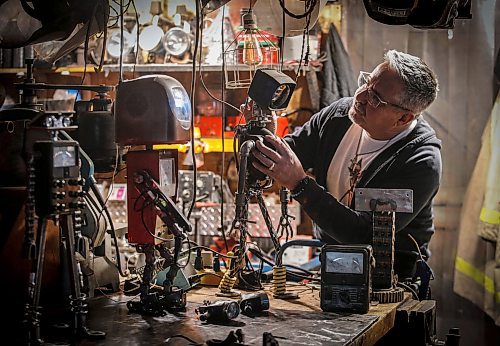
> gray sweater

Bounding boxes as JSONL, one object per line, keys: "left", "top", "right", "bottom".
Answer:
{"left": 284, "top": 97, "right": 442, "bottom": 279}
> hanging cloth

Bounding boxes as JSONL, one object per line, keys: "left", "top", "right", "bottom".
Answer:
{"left": 319, "top": 23, "right": 357, "bottom": 109}
{"left": 453, "top": 90, "right": 500, "bottom": 325}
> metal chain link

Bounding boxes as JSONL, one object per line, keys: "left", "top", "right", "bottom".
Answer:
{"left": 277, "top": 187, "right": 295, "bottom": 242}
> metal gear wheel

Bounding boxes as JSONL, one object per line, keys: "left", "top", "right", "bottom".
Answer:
{"left": 371, "top": 287, "right": 405, "bottom": 304}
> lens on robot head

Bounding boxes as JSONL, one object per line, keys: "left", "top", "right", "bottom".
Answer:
{"left": 270, "top": 85, "right": 290, "bottom": 109}
{"left": 224, "top": 301, "right": 240, "bottom": 320}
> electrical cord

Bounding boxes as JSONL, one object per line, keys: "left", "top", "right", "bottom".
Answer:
{"left": 130, "top": 0, "right": 139, "bottom": 78}
{"left": 186, "top": 0, "right": 201, "bottom": 220}
{"left": 180, "top": 240, "right": 238, "bottom": 260}
{"left": 249, "top": 246, "right": 318, "bottom": 278}
{"left": 278, "top": 0, "right": 318, "bottom": 19}
{"left": 397, "top": 282, "right": 419, "bottom": 300}
{"left": 165, "top": 334, "right": 202, "bottom": 346}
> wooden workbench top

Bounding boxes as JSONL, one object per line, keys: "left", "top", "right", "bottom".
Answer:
{"left": 79, "top": 284, "right": 408, "bottom": 346}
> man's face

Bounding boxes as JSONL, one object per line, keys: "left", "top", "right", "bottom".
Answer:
{"left": 348, "top": 62, "right": 411, "bottom": 140}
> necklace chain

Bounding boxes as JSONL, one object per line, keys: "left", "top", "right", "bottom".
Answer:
{"left": 341, "top": 130, "right": 396, "bottom": 204}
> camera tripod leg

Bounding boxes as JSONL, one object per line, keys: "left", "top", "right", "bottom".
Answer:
{"left": 25, "top": 218, "right": 48, "bottom": 345}
{"left": 60, "top": 215, "right": 105, "bottom": 340}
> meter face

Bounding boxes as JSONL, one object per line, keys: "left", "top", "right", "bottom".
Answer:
{"left": 325, "top": 251, "right": 364, "bottom": 274}
{"left": 53, "top": 145, "right": 77, "bottom": 168}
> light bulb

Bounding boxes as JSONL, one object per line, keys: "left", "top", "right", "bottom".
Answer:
{"left": 242, "top": 30, "right": 263, "bottom": 66}
{"left": 240, "top": 9, "right": 263, "bottom": 66}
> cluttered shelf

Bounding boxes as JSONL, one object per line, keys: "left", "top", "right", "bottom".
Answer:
{"left": 0, "top": 63, "right": 321, "bottom": 75}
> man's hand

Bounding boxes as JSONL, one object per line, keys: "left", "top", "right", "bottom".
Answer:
{"left": 252, "top": 135, "right": 307, "bottom": 190}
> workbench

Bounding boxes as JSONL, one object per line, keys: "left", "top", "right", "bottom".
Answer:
{"left": 74, "top": 284, "right": 408, "bottom": 346}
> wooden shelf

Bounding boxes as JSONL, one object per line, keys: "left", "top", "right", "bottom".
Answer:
{"left": 1, "top": 63, "right": 319, "bottom": 75}
{"left": 102, "top": 63, "right": 319, "bottom": 73}
{"left": 0, "top": 68, "right": 26, "bottom": 74}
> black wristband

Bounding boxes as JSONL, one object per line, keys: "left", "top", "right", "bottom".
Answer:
{"left": 290, "top": 176, "right": 311, "bottom": 199}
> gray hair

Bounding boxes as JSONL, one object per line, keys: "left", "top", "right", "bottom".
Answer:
{"left": 384, "top": 50, "right": 439, "bottom": 114}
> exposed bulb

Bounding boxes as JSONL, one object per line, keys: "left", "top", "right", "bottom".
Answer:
{"left": 242, "top": 30, "right": 263, "bottom": 66}
{"left": 240, "top": 8, "right": 263, "bottom": 66}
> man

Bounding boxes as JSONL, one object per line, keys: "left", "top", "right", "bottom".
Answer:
{"left": 252, "top": 50, "right": 441, "bottom": 280}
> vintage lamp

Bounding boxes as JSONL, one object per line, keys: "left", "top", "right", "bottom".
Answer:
{"left": 223, "top": 8, "right": 280, "bottom": 89}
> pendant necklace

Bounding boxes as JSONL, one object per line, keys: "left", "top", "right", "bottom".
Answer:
{"left": 341, "top": 130, "right": 396, "bottom": 204}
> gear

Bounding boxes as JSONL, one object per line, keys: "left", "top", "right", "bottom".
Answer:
{"left": 371, "top": 287, "right": 405, "bottom": 304}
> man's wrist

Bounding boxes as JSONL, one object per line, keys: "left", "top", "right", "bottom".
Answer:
{"left": 290, "top": 176, "right": 311, "bottom": 199}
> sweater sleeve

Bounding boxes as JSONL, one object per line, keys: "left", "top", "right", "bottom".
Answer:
{"left": 284, "top": 102, "right": 340, "bottom": 171}
{"left": 293, "top": 142, "right": 442, "bottom": 245}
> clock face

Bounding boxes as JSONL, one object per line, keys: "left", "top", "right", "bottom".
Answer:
{"left": 325, "top": 251, "right": 364, "bottom": 274}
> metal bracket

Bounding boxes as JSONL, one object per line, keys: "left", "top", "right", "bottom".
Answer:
{"left": 354, "top": 188, "right": 413, "bottom": 213}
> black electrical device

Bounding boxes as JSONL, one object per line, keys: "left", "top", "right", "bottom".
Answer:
{"left": 320, "top": 244, "right": 372, "bottom": 314}
{"left": 196, "top": 300, "right": 240, "bottom": 322}
{"left": 32, "top": 140, "right": 83, "bottom": 218}
{"left": 239, "top": 292, "right": 270, "bottom": 316}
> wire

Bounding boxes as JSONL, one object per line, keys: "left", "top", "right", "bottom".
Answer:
{"left": 197, "top": 10, "right": 241, "bottom": 114}
{"left": 130, "top": 0, "right": 139, "bottom": 78}
{"left": 278, "top": 0, "right": 318, "bottom": 19}
{"left": 165, "top": 334, "right": 202, "bottom": 345}
{"left": 118, "top": 0, "right": 124, "bottom": 83}
{"left": 186, "top": 0, "right": 201, "bottom": 220}
{"left": 220, "top": 4, "right": 228, "bottom": 253}
{"left": 96, "top": 165, "right": 126, "bottom": 179}
{"left": 397, "top": 282, "right": 419, "bottom": 300}
{"left": 179, "top": 241, "right": 238, "bottom": 260}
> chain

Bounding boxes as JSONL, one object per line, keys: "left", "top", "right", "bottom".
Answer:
{"left": 277, "top": 187, "right": 295, "bottom": 242}
{"left": 24, "top": 154, "right": 37, "bottom": 260}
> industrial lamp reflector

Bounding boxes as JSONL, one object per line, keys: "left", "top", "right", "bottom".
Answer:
{"left": 248, "top": 69, "right": 296, "bottom": 110}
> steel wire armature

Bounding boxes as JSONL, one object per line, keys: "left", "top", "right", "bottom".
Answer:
{"left": 276, "top": 187, "right": 294, "bottom": 242}
{"left": 256, "top": 191, "right": 280, "bottom": 251}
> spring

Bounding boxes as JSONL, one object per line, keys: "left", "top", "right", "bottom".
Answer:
{"left": 218, "top": 271, "right": 237, "bottom": 293}
{"left": 272, "top": 265, "right": 287, "bottom": 296}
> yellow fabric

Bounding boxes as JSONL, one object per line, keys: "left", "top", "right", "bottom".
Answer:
{"left": 453, "top": 90, "right": 500, "bottom": 326}
{"left": 455, "top": 256, "right": 500, "bottom": 303}
{"left": 480, "top": 207, "right": 500, "bottom": 225}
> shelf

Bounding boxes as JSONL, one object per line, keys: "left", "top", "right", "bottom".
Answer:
{"left": 102, "top": 63, "right": 320, "bottom": 73}
{"left": 153, "top": 137, "right": 235, "bottom": 153}
{"left": 1, "top": 63, "right": 320, "bottom": 75}
{"left": 0, "top": 68, "right": 26, "bottom": 74}
{"left": 103, "top": 63, "right": 224, "bottom": 73}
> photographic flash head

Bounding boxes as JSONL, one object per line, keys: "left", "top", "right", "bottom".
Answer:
{"left": 248, "top": 69, "right": 296, "bottom": 110}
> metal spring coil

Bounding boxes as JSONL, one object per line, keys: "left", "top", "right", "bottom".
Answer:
{"left": 272, "top": 265, "right": 287, "bottom": 296}
{"left": 218, "top": 271, "right": 237, "bottom": 293}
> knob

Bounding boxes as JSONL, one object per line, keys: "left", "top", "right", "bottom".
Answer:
{"left": 53, "top": 180, "right": 66, "bottom": 187}
{"left": 53, "top": 192, "right": 66, "bottom": 199}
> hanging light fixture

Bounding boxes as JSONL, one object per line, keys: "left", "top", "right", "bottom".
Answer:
{"left": 240, "top": 9, "right": 262, "bottom": 66}
{"left": 223, "top": 8, "right": 280, "bottom": 89}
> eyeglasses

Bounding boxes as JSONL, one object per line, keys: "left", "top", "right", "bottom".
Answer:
{"left": 357, "top": 71, "right": 411, "bottom": 112}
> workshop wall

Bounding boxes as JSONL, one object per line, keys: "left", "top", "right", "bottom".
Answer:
{"left": 340, "top": 0, "right": 499, "bottom": 344}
